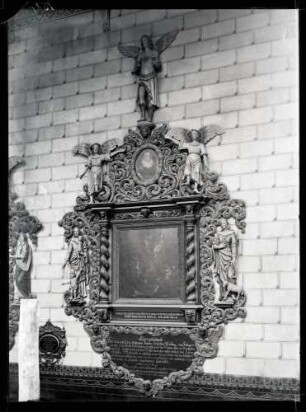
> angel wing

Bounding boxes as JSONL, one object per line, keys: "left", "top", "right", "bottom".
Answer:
{"left": 155, "top": 29, "right": 179, "bottom": 54}
{"left": 72, "top": 143, "right": 91, "bottom": 158}
{"left": 9, "top": 156, "right": 24, "bottom": 174}
{"left": 198, "top": 124, "right": 225, "bottom": 145}
{"left": 100, "top": 138, "right": 120, "bottom": 154}
{"left": 164, "top": 127, "right": 188, "bottom": 146}
{"left": 117, "top": 44, "right": 139, "bottom": 59}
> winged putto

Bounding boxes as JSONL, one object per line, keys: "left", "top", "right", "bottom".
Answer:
{"left": 164, "top": 125, "right": 225, "bottom": 193}
{"left": 118, "top": 29, "right": 179, "bottom": 123}
{"left": 72, "top": 139, "right": 125, "bottom": 202}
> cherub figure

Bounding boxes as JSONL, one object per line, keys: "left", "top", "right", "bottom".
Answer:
{"left": 118, "top": 29, "right": 179, "bottom": 123}
{"left": 73, "top": 140, "right": 125, "bottom": 202}
{"left": 165, "top": 125, "right": 225, "bottom": 193}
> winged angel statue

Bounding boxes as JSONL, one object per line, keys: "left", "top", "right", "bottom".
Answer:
{"left": 118, "top": 29, "right": 179, "bottom": 123}
{"left": 73, "top": 140, "right": 125, "bottom": 202}
{"left": 165, "top": 126, "right": 225, "bottom": 193}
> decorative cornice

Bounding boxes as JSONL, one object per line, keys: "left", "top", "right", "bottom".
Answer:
{"left": 9, "top": 363, "right": 300, "bottom": 401}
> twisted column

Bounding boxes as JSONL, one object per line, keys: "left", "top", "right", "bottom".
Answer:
{"left": 99, "top": 220, "right": 110, "bottom": 302}
{"left": 185, "top": 205, "right": 197, "bottom": 303}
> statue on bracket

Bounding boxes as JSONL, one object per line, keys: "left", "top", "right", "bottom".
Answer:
{"left": 212, "top": 217, "right": 241, "bottom": 305}
{"left": 62, "top": 226, "right": 90, "bottom": 305}
{"left": 73, "top": 140, "right": 126, "bottom": 203}
{"left": 164, "top": 125, "right": 225, "bottom": 193}
{"left": 118, "top": 29, "right": 179, "bottom": 123}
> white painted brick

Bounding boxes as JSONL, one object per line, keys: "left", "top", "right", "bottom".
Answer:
{"left": 10, "top": 130, "right": 38, "bottom": 145}
{"left": 263, "top": 360, "right": 299, "bottom": 378}
{"left": 282, "top": 343, "right": 299, "bottom": 360}
{"left": 9, "top": 92, "right": 26, "bottom": 107}
{"left": 79, "top": 49, "right": 107, "bottom": 67}
{"left": 78, "top": 337, "right": 92, "bottom": 352}
{"left": 168, "top": 56, "right": 201, "bottom": 76}
{"left": 226, "top": 358, "right": 264, "bottom": 376}
{"left": 257, "top": 88, "right": 290, "bottom": 107}
{"left": 94, "top": 60, "right": 121, "bottom": 77}
{"left": 272, "top": 71, "right": 297, "bottom": 88}
{"left": 259, "top": 154, "right": 292, "bottom": 172}
{"left": 203, "top": 357, "right": 225, "bottom": 374}
{"left": 159, "top": 75, "right": 184, "bottom": 92}
{"left": 13, "top": 103, "right": 37, "bottom": 119}
{"left": 95, "top": 88, "right": 120, "bottom": 104}
{"left": 66, "top": 121, "right": 93, "bottom": 137}
{"left": 108, "top": 99, "right": 135, "bottom": 116}
{"left": 202, "top": 50, "right": 236, "bottom": 70}
{"left": 185, "top": 69, "right": 219, "bottom": 88}
{"left": 221, "top": 175, "right": 240, "bottom": 192}
{"left": 23, "top": 195, "right": 52, "bottom": 210}
{"left": 168, "top": 118, "right": 202, "bottom": 130}
{"left": 277, "top": 203, "right": 299, "bottom": 221}
{"left": 53, "top": 56, "right": 78, "bottom": 71}
{"left": 66, "top": 66, "right": 93, "bottom": 83}
{"left": 221, "top": 94, "right": 255, "bottom": 113}
{"left": 220, "top": 31, "right": 253, "bottom": 51}
{"left": 174, "top": 28, "right": 200, "bottom": 45}
{"left": 218, "top": 10, "right": 252, "bottom": 21}
{"left": 202, "top": 81, "right": 237, "bottom": 100}
{"left": 39, "top": 125, "right": 65, "bottom": 141}
{"left": 79, "top": 104, "right": 107, "bottom": 121}
{"left": 110, "top": 13, "right": 136, "bottom": 31}
{"left": 53, "top": 109, "right": 78, "bottom": 125}
{"left": 108, "top": 72, "right": 134, "bottom": 88}
{"left": 51, "top": 250, "right": 67, "bottom": 265}
{"left": 218, "top": 340, "right": 244, "bottom": 357}
{"left": 154, "top": 105, "right": 185, "bottom": 123}
{"left": 25, "top": 168, "right": 51, "bottom": 183}
{"left": 271, "top": 9, "right": 297, "bottom": 24}
{"left": 261, "top": 221, "right": 295, "bottom": 238}
{"left": 239, "top": 107, "right": 273, "bottom": 126}
{"left": 208, "top": 144, "right": 239, "bottom": 163}
{"left": 274, "top": 137, "right": 298, "bottom": 154}
{"left": 231, "top": 189, "right": 258, "bottom": 206}
{"left": 50, "top": 307, "right": 74, "bottom": 322}
{"left": 94, "top": 115, "right": 121, "bottom": 132}
{"left": 38, "top": 181, "right": 65, "bottom": 195}
{"left": 65, "top": 321, "right": 88, "bottom": 337}
{"left": 168, "top": 87, "right": 201, "bottom": 106}
{"left": 204, "top": 112, "right": 238, "bottom": 129}
{"left": 281, "top": 307, "right": 299, "bottom": 324}
{"left": 272, "top": 38, "right": 297, "bottom": 57}
{"left": 52, "top": 165, "right": 78, "bottom": 181}
{"left": 220, "top": 125, "right": 257, "bottom": 144}
{"left": 238, "top": 75, "right": 271, "bottom": 94}
{"left": 39, "top": 99, "right": 65, "bottom": 115}
{"left": 245, "top": 289, "right": 262, "bottom": 306}
{"left": 246, "top": 342, "right": 280, "bottom": 359}
{"left": 53, "top": 82, "right": 78, "bottom": 99}
{"left": 25, "top": 141, "right": 51, "bottom": 156}
{"left": 276, "top": 169, "right": 299, "bottom": 187}
{"left": 243, "top": 238, "right": 277, "bottom": 256}
{"left": 32, "top": 279, "right": 51, "bottom": 294}
{"left": 202, "top": 20, "right": 235, "bottom": 40}
{"left": 259, "top": 187, "right": 294, "bottom": 206}
{"left": 65, "top": 94, "right": 93, "bottom": 110}
{"left": 53, "top": 137, "right": 78, "bottom": 153}
{"left": 184, "top": 10, "right": 217, "bottom": 28}
{"left": 14, "top": 183, "right": 37, "bottom": 197}
{"left": 221, "top": 63, "right": 255, "bottom": 83}
{"left": 237, "top": 240, "right": 261, "bottom": 262}
{"left": 274, "top": 103, "right": 297, "bottom": 121}
{"left": 263, "top": 289, "right": 298, "bottom": 306}
{"left": 237, "top": 43, "right": 271, "bottom": 63}
{"left": 91, "top": 352, "right": 102, "bottom": 367}
{"left": 256, "top": 56, "right": 288, "bottom": 75}
{"left": 64, "top": 352, "right": 92, "bottom": 367}
{"left": 52, "top": 192, "right": 77, "bottom": 208}
{"left": 237, "top": 12, "right": 270, "bottom": 32}
{"left": 241, "top": 172, "right": 274, "bottom": 190}
{"left": 222, "top": 158, "right": 257, "bottom": 176}
{"left": 185, "top": 39, "right": 218, "bottom": 58}
{"left": 25, "top": 113, "right": 52, "bottom": 130}
{"left": 36, "top": 293, "right": 63, "bottom": 308}
{"left": 79, "top": 77, "right": 107, "bottom": 93}
{"left": 186, "top": 99, "right": 219, "bottom": 118}
{"left": 154, "top": 16, "right": 184, "bottom": 36}
{"left": 245, "top": 307, "right": 280, "bottom": 324}
{"left": 279, "top": 272, "right": 299, "bottom": 289}
{"left": 94, "top": 30, "right": 121, "bottom": 49}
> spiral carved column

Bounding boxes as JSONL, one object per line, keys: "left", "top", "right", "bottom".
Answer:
{"left": 185, "top": 206, "right": 197, "bottom": 303}
{"left": 99, "top": 217, "right": 110, "bottom": 303}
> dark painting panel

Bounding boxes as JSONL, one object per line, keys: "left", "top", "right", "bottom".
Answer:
{"left": 118, "top": 227, "right": 181, "bottom": 299}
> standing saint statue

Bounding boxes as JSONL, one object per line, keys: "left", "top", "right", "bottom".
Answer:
{"left": 118, "top": 29, "right": 179, "bottom": 123}
{"left": 62, "top": 227, "right": 89, "bottom": 302}
{"left": 165, "top": 125, "right": 225, "bottom": 193}
{"left": 10, "top": 233, "right": 32, "bottom": 302}
{"left": 212, "top": 218, "right": 238, "bottom": 302}
{"left": 73, "top": 140, "right": 125, "bottom": 203}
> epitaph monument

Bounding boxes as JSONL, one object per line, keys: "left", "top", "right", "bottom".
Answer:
{"left": 58, "top": 30, "right": 247, "bottom": 397}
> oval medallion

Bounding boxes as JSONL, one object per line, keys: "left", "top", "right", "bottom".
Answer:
{"left": 133, "top": 145, "right": 162, "bottom": 186}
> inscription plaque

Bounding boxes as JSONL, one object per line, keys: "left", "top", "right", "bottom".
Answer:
{"left": 108, "top": 331, "right": 196, "bottom": 381}
{"left": 39, "top": 333, "right": 60, "bottom": 354}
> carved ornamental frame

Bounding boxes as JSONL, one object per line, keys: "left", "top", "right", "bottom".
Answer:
{"left": 59, "top": 123, "right": 247, "bottom": 397}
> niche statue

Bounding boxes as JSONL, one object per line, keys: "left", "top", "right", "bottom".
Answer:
{"left": 73, "top": 140, "right": 125, "bottom": 203}
{"left": 118, "top": 29, "right": 179, "bottom": 123}
{"left": 165, "top": 125, "right": 225, "bottom": 193}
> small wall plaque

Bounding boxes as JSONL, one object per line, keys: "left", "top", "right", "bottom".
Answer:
{"left": 39, "top": 320, "right": 67, "bottom": 367}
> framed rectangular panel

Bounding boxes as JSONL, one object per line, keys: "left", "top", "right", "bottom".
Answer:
{"left": 112, "top": 221, "right": 185, "bottom": 305}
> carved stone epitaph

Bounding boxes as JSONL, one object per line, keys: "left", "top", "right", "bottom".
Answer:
{"left": 58, "top": 116, "right": 247, "bottom": 396}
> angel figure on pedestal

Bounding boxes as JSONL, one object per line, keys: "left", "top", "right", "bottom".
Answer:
{"left": 118, "top": 29, "right": 179, "bottom": 123}
{"left": 165, "top": 125, "right": 225, "bottom": 193}
{"left": 73, "top": 140, "right": 125, "bottom": 203}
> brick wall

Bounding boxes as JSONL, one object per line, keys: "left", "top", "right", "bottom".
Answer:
{"left": 8, "top": 9, "right": 299, "bottom": 377}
